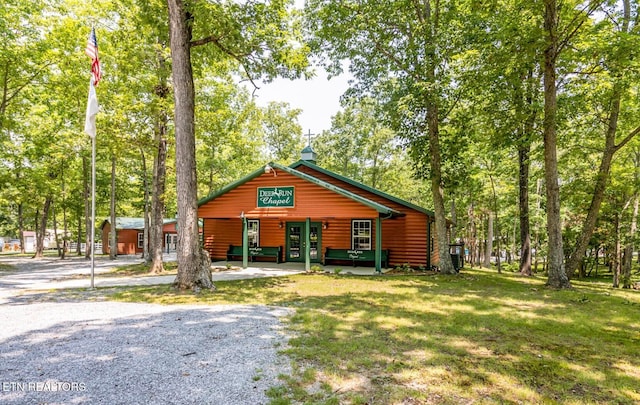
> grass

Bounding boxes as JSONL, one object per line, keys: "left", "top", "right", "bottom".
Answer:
{"left": 0, "top": 250, "right": 68, "bottom": 257}
{"left": 0, "top": 262, "right": 16, "bottom": 271}
{"left": 105, "top": 269, "right": 639, "bottom": 403}
{"left": 102, "top": 260, "right": 178, "bottom": 277}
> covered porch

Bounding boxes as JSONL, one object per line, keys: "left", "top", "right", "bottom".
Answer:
{"left": 212, "top": 260, "right": 391, "bottom": 276}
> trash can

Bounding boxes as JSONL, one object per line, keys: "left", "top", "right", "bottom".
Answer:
{"left": 450, "top": 253, "right": 461, "bottom": 272}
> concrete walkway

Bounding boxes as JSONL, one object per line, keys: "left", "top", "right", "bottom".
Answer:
{"left": 0, "top": 254, "right": 384, "bottom": 299}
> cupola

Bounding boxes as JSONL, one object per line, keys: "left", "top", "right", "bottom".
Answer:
{"left": 301, "top": 145, "right": 317, "bottom": 164}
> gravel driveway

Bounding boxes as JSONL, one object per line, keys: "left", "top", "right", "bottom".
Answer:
{"left": 0, "top": 256, "right": 293, "bottom": 404}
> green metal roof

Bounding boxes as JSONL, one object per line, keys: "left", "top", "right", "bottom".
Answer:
{"left": 101, "top": 217, "right": 177, "bottom": 230}
{"left": 197, "top": 165, "right": 269, "bottom": 206}
{"left": 197, "top": 162, "right": 403, "bottom": 216}
{"left": 289, "top": 160, "right": 435, "bottom": 216}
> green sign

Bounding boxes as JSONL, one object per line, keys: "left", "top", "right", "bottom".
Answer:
{"left": 257, "top": 186, "right": 295, "bottom": 208}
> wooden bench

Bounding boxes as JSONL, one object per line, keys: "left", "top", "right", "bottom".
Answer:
{"left": 323, "top": 248, "right": 389, "bottom": 268}
{"left": 226, "top": 245, "right": 282, "bottom": 263}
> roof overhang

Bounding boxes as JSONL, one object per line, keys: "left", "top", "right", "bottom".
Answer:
{"left": 198, "top": 162, "right": 403, "bottom": 217}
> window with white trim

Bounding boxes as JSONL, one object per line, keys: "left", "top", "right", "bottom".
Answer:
{"left": 137, "top": 232, "right": 144, "bottom": 249}
{"left": 351, "top": 220, "right": 372, "bottom": 250}
{"left": 248, "top": 219, "right": 259, "bottom": 248}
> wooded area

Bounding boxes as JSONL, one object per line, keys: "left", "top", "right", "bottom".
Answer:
{"left": 0, "top": 0, "right": 639, "bottom": 289}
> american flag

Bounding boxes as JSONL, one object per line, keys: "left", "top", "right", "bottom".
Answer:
{"left": 85, "top": 27, "right": 101, "bottom": 86}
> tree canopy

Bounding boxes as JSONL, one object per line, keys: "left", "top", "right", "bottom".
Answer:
{"left": 0, "top": 0, "right": 638, "bottom": 289}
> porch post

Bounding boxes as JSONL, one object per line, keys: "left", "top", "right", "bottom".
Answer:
{"left": 375, "top": 216, "right": 382, "bottom": 273}
{"left": 305, "top": 217, "right": 311, "bottom": 271}
{"left": 242, "top": 214, "right": 248, "bottom": 269}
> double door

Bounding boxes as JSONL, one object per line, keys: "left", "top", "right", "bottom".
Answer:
{"left": 286, "top": 222, "right": 322, "bottom": 262}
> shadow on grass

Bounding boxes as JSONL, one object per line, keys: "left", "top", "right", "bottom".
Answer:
{"left": 111, "top": 277, "right": 300, "bottom": 306}
{"left": 270, "top": 269, "right": 640, "bottom": 404}
{"left": 39, "top": 268, "right": 640, "bottom": 404}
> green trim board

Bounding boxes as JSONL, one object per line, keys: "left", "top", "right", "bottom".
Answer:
{"left": 100, "top": 217, "right": 179, "bottom": 231}
{"left": 197, "top": 162, "right": 402, "bottom": 216}
{"left": 198, "top": 166, "right": 267, "bottom": 206}
{"left": 271, "top": 163, "right": 402, "bottom": 216}
{"left": 289, "top": 160, "right": 436, "bottom": 217}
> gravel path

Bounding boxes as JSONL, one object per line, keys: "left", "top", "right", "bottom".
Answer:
{"left": 0, "top": 302, "right": 292, "bottom": 405}
{"left": 0, "top": 257, "right": 294, "bottom": 404}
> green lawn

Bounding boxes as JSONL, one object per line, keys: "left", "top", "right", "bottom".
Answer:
{"left": 0, "top": 262, "right": 15, "bottom": 271}
{"left": 102, "top": 260, "right": 178, "bottom": 277}
{"left": 109, "top": 268, "right": 640, "bottom": 404}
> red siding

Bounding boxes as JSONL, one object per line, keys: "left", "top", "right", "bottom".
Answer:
{"left": 199, "top": 166, "right": 439, "bottom": 267}
{"left": 199, "top": 170, "right": 379, "bottom": 220}
{"left": 101, "top": 224, "right": 110, "bottom": 255}
{"left": 295, "top": 166, "right": 436, "bottom": 267}
{"left": 102, "top": 224, "right": 140, "bottom": 255}
{"left": 102, "top": 220, "right": 180, "bottom": 256}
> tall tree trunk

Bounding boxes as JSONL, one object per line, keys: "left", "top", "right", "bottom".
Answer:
{"left": 421, "top": 0, "right": 455, "bottom": 275}
{"left": 168, "top": 0, "right": 214, "bottom": 289}
{"left": 61, "top": 163, "right": 68, "bottom": 260}
{"left": 149, "top": 44, "right": 170, "bottom": 274}
{"left": 83, "top": 156, "right": 91, "bottom": 259}
{"left": 565, "top": 104, "right": 619, "bottom": 277}
{"left": 34, "top": 209, "right": 39, "bottom": 255}
{"left": 61, "top": 204, "right": 68, "bottom": 259}
{"left": 510, "top": 218, "right": 516, "bottom": 265}
{"left": 542, "top": 0, "right": 570, "bottom": 288}
{"left": 52, "top": 202, "right": 60, "bottom": 256}
{"left": 489, "top": 173, "right": 502, "bottom": 273}
{"left": 150, "top": 138, "right": 167, "bottom": 273}
{"left": 76, "top": 211, "right": 82, "bottom": 256}
{"left": 141, "top": 148, "right": 151, "bottom": 263}
{"left": 17, "top": 174, "right": 25, "bottom": 254}
{"left": 33, "top": 197, "right": 52, "bottom": 259}
{"left": 518, "top": 143, "right": 532, "bottom": 276}
{"left": 534, "top": 178, "right": 543, "bottom": 273}
{"left": 517, "top": 69, "right": 536, "bottom": 276}
{"left": 613, "top": 212, "right": 621, "bottom": 288}
{"left": 17, "top": 206, "right": 24, "bottom": 254}
{"left": 479, "top": 212, "right": 485, "bottom": 266}
{"left": 484, "top": 212, "right": 493, "bottom": 268}
{"left": 428, "top": 108, "right": 455, "bottom": 274}
{"left": 566, "top": 1, "right": 637, "bottom": 278}
{"left": 109, "top": 155, "right": 117, "bottom": 260}
{"left": 450, "top": 199, "right": 457, "bottom": 242}
{"left": 467, "top": 202, "right": 476, "bottom": 268}
{"left": 622, "top": 194, "right": 638, "bottom": 288}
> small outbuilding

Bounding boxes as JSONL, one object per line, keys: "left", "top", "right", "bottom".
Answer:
{"left": 197, "top": 150, "right": 446, "bottom": 272}
{"left": 100, "top": 217, "right": 179, "bottom": 255}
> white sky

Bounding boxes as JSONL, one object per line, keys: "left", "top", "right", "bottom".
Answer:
{"left": 249, "top": 70, "right": 352, "bottom": 135}
{"left": 243, "top": 0, "right": 353, "bottom": 136}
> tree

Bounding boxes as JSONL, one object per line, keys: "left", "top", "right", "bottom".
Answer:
{"left": 167, "top": 0, "right": 308, "bottom": 289}
{"left": 463, "top": 1, "right": 543, "bottom": 276}
{"left": 539, "top": 0, "right": 592, "bottom": 289}
{"left": 564, "top": 0, "right": 640, "bottom": 278}
{"left": 305, "top": 0, "right": 483, "bottom": 274}
{"left": 314, "top": 97, "right": 423, "bottom": 203}
{"left": 262, "top": 101, "right": 304, "bottom": 163}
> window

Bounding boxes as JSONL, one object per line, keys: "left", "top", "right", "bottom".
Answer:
{"left": 137, "top": 232, "right": 144, "bottom": 249}
{"left": 248, "top": 220, "right": 260, "bottom": 248}
{"left": 351, "top": 220, "right": 371, "bottom": 250}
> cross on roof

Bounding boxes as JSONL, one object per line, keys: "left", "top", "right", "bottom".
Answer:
{"left": 305, "top": 129, "right": 315, "bottom": 147}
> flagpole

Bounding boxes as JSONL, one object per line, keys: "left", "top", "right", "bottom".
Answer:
{"left": 90, "top": 127, "right": 96, "bottom": 289}
{"left": 85, "top": 26, "right": 100, "bottom": 289}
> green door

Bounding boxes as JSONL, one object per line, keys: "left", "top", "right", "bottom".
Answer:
{"left": 286, "top": 222, "right": 322, "bottom": 262}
